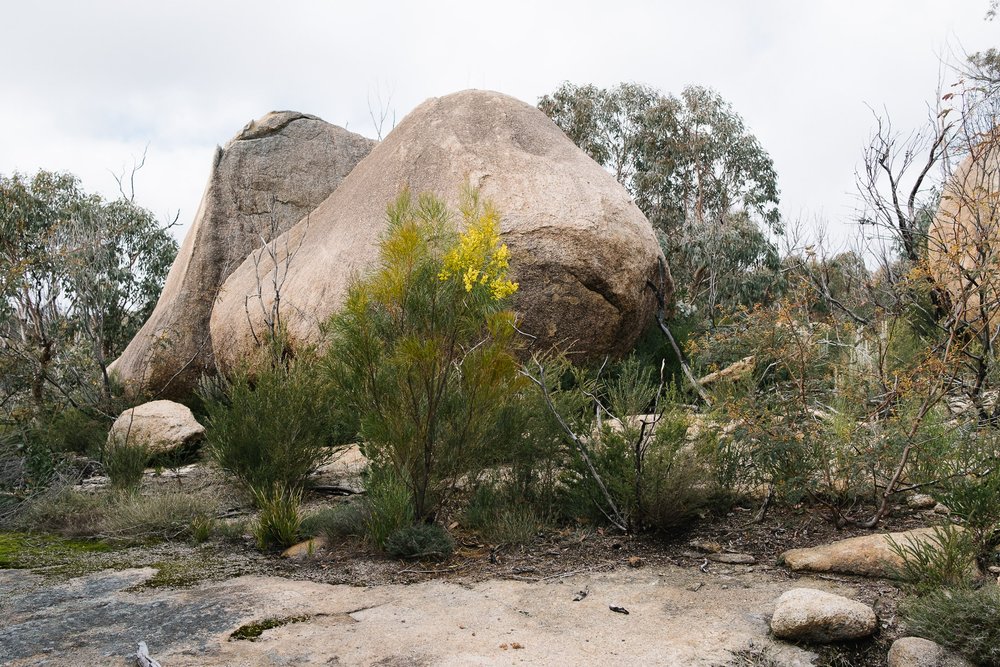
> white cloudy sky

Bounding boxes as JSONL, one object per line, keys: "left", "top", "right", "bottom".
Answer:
{"left": 1, "top": 1, "right": 996, "bottom": 249}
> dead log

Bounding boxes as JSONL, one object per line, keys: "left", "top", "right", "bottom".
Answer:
{"left": 136, "top": 641, "right": 162, "bottom": 667}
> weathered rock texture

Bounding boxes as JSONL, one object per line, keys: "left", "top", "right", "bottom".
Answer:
{"left": 1, "top": 565, "right": 820, "bottom": 666}
{"left": 887, "top": 637, "right": 974, "bottom": 667}
{"left": 110, "top": 112, "right": 375, "bottom": 398}
{"left": 107, "top": 400, "right": 205, "bottom": 456}
{"left": 779, "top": 528, "right": 944, "bottom": 578}
{"left": 211, "top": 90, "right": 667, "bottom": 373}
{"left": 770, "top": 588, "right": 877, "bottom": 643}
{"left": 927, "top": 130, "right": 1000, "bottom": 330}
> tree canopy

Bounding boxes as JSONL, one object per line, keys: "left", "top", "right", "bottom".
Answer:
{"left": 0, "top": 170, "right": 177, "bottom": 411}
{"left": 539, "top": 82, "right": 782, "bottom": 317}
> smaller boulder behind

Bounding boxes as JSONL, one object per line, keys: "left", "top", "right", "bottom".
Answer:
{"left": 887, "top": 637, "right": 974, "bottom": 667}
{"left": 108, "top": 400, "right": 205, "bottom": 456}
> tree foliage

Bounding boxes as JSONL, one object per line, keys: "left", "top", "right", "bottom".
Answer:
{"left": 325, "top": 187, "right": 521, "bottom": 522}
{"left": 0, "top": 170, "right": 177, "bottom": 414}
{"left": 539, "top": 82, "right": 782, "bottom": 316}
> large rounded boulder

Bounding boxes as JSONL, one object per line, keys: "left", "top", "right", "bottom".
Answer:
{"left": 110, "top": 112, "right": 375, "bottom": 398}
{"left": 211, "top": 90, "right": 668, "bottom": 372}
{"left": 927, "top": 130, "right": 1000, "bottom": 329}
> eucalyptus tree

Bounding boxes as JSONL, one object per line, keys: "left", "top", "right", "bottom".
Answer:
{"left": 0, "top": 170, "right": 176, "bottom": 413}
{"left": 539, "top": 82, "right": 782, "bottom": 320}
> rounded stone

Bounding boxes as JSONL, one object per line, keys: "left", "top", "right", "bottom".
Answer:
{"left": 770, "top": 588, "right": 877, "bottom": 643}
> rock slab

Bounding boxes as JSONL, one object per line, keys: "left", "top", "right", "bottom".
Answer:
{"left": 887, "top": 637, "right": 974, "bottom": 667}
{"left": 107, "top": 400, "right": 205, "bottom": 455}
{"left": 770, "top": 587, "right": 877, "bottom": 643}
{"left": 778, "top": 528, "right": 942, "bottom": 578}
{"left": 211, "top": 90, "right": 668, "bottom": 373}
{"left": 110, "top": 111, "right": 375, "bottom": 398}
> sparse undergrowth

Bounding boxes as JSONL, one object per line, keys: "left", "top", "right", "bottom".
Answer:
{"left": 901, "top": 585, "right": 1000, "bottom": 666}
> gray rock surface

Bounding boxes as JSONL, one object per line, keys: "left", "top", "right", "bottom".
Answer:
{"left": 107, "top": 399, "right": 205, "bottom": 456}
{"left": 0, "top": 563, "right": 825, "bottom": 666}
{"left": 887, "top": 636, "right": 974, "bottom": 667}
{"left": 110, "top": 111, "right": 374, "bottom": 398}
{"left": 211, "top": 90, "right": 667, "bottom": 374}
{"left": 770, "top": 587, "right": 877, "bottom": 642}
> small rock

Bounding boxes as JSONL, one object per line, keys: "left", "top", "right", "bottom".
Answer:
{"left": 708, "top": 553, "right": 756, "bottom": 565}
{"left": 934, "top": 503, "right": 951, "bottom": 515}
{"left": 907, "top": 493, "right": 937, "bottom": 510}
{"left": 770, "top": 588, "right": 877, "bottom": 642}
{"left": 688, "top": 539, "right": 722, "bottom": 553}
{"left": 280, "top": 536, "right": 327, "bottom": 559}
{"left": 627, "top": 557, "right": 644, "bottom": 568}
{"left": 887, "top": 636, "right": 974, "bottom": 667}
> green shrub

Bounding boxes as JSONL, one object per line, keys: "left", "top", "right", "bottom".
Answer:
{"left": 464, "top": 482, "right": 540, "bottom": 545}
{"left": 363, "top": 465, "right": 414, "bottom": 549}
{"left": 301, "top": 503, "right": 364, "bottom": 542}
{"left": 384, "top": 523, "right": 454, "bottom": 561}
{"left": 326, "top": 188, "right": 520, "bottom": 522}
{"left": 189, "top": 514, "right": 215, "bottom": 544}
{"left": 214, "top": 518, "right": 249, "bottom": 543}
{"left": 251, "top": 484, "right": 303, "bottom": 551}
{"left": 102, "top": 441, "right": 148, "bottom": 492}
{"left": 34, "top": 407, "right": 108, "bottom": 456}
{"left": 888, "top": 523, "right": 980, "bottom": 594}
{"left": 939, "top": 471, "right": 1000, "bottom": 572}
{"left": 901, "top": 585, "right": 1000, "bottom": 666}
{"left": 203, "top": 353, "right": 343, "bottom": 494}
{"left": 550, "top": 357, "right": 707, "bottom": 533}
{"left": 497, "top": 355, "right": 593, "bottom": 520}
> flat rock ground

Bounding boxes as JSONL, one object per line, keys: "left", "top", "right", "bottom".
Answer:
{"left": 3, "top": 561, "right": 873, "bottom": 666}
{"left": 0, "top": 457, "right": 923, "bottom": 666}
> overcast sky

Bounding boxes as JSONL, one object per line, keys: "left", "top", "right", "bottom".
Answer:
{"left": 1, "top": 1, "right": 996, "bottom": 250}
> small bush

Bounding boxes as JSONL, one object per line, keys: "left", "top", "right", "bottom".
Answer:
{"left": 364, "top": 465, "right": 414, "bottom": 549}
{"left": 102, "top": 441, "right": 148, "bottom": 492}
{"left": 889, "top": 523, "right": 980, "bottom": 594}
{"left": 901, "top": 585, "right": 1000, "bottom": 666}
{"left": 384, "top": 523, "right": 454, "bottom": 561}
{"left": 251, "top": 484, "right": 302, "bottom": 551}
{"left": 189, "top": 514, "right": 215, "bottom": 544}
{"left": 939, "top": 471, "right": 1000, "bottom": 571}
{"left": 464, "top": 483, "right": 540, "bottom": 545}
{"left": 326, "top": 188, "right": 520, "bottom": 523}
{"left": 214, "top": 518, "right": 249, "bottom": 543}
{"left": 301, "top": 503, "right": 364, "bottom": 542}
{"left": 14, "top": 486, "right": 106, "bottom": 536}
{"left": 101, "top": 492, "right": 220, "bottom": 541}
{"left": 33, "top": 408, "right": 109, "bottom": 456}
{"left": 203, "top": 354, "right": 344, "bottom": 494}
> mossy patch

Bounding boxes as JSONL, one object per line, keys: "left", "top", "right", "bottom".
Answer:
{"left": 229, "top": 615, "right": 311, "bottom": 641}
{"left": 0, "top": 531, "right": 111, "bottom": 569}
{"left": 122, "top": 549, "right": 218, "bottom": 590}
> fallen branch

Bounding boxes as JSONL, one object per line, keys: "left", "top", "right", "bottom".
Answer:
{"left": 136, "top": 641, "right": 162, "bottom": 667}
{"left": 646, "top": 258, "right": 712, "bottom": 407}
{"left": 698, "top": 356, "right": 755, "bottom": 387}
{"left": 520, "top": 357, "right": 628, "bottom": 533}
